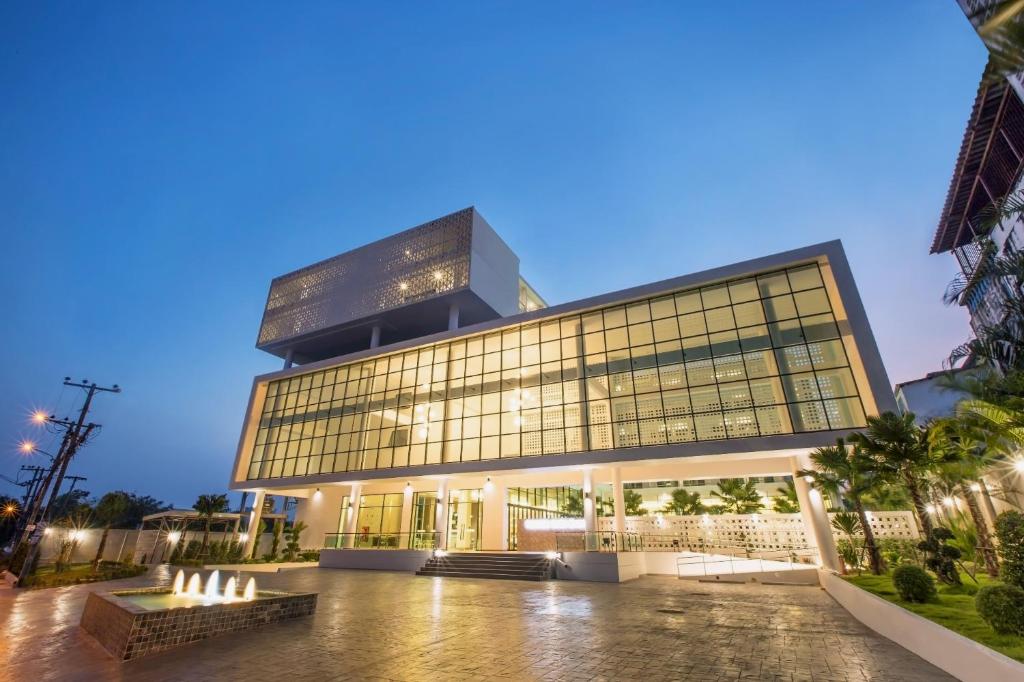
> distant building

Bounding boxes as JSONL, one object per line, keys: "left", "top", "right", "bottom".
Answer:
{"left": 894, "top": 369, "right": 972, "bottom": 425}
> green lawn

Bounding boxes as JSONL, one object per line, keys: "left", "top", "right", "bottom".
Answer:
{"left": 845, "top": 572, "right": 1024, "bottom": 663}
{"left": 21, "top": 562, "right": 147, "bottom": 589}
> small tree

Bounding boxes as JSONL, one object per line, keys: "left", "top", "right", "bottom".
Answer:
{"left": 662, "top": 489, "right": 705, "bottom": 515}
{"left": 282, "top": 521, "right": 308, "bottom": 561}
{"left": 995, "top": 511, "right": 1024, "bottom": 590}
{"left": 92, "top": 492, "right": 130, "bottom": 570}
{"left": 771, "top": 480, "right": 800, "bottom": 514}
{"left": 193, "top": 493, "right": 229, "bottom": 556}
{"left": 624, "top": 490, "right": 647, "bottom": 516}
{"left": 800, "top": 439, "right": 885, "bottom": 575}
{"left": 710, "top": 479, "right": 763, "bottom": 514}
{"left": 918, "top": 527, "right": 962, "bottom": 586}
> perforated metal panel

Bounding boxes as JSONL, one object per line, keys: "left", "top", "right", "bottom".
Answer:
{"left": 257, "top": 209, "right": 474, "bottom": 348}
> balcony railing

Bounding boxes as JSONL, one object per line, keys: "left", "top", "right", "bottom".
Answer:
{"left": 323, "top": 531, "right": 440, "bottom": 550}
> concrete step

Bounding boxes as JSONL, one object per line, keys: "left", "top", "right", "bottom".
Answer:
{"left": 416, "top": 569, "right": 549, "bottom": 581}
{"left": 418, "top": 553, "right": 553, "bottom": 581}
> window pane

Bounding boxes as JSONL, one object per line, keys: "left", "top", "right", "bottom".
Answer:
{"left": 824, "top": 397, "right": 866, "bottom": 429}
{"left": 788, "top": 264, "right": 823, "bottom": 291}
{"left": 815, "top": 367, "right": 858, "bottom": 398}
{"left": 794, "top": 288, "right": 831, "bottom": 317}
{"left": 801, "top": 314, "right": 839, "bottom": 342}
{"left": 789, "top": 401, "right": 829, "bottom": 431}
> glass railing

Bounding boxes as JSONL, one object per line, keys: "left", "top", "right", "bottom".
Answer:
{"left": 323, "top": 531, "right": 440, "bottom": 550}
{"left": 554, "top": 531, "right": 645, "bottom": 553}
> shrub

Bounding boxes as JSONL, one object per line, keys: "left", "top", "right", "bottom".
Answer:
{"left": 298, "top": 549, "right": 320, "bottom": 562}
{"left": 995, "top": 511, "right": 1024, "bottom": 590}
{"left": 917, "top": 528, "right": 961, "bottom": 586}
{"left": 893, "top": 564, "right": 936, "bottom": 603}
{"left": 976, "top": 584, "right": 1024, "bottom": 635}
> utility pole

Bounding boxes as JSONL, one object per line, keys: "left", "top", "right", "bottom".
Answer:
{"left": 18, "top": 466, "right": 47, "bottom": 511}
{"left": 12, "top": 377, "right": 120, "bottom": 582}
{"left": 63, "top": 475, "right": 87, "bottom": 495}
{"left": 41, "top": 379, "right": 120, "bottom": 522}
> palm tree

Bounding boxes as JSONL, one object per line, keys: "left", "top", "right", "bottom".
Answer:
{"left": 662, "top": 489, "right": 705, "bottom": 516}
{"left": 92, "top": 492, "right": 130, "bottom": 570}
{"left": 710, "top": 479, "right": 763, "bottom": 514}
{"left": 850, "top": 412, "right": 938, "bottom": 538}
{"left": 800, "top": 439, "right": 885, "bottom": 575}
{"left": 929, "top": 418, "right": 1001, "bottom": 577}
{"left": 944, "top": 241, "right": 1024, "bottom": 372}
{"left": 624, "top": 490, "right": 647, "bottom": 516}
{"left": 771, "top": 480, "right": 800, "bottom": 514}
{"left": 193, "top": 493, "right": 229, "bottom": 556}
{"left": 975, "top": 3, "right": 1024, "bottom": 83}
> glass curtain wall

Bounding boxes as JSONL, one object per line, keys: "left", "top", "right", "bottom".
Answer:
{"left": 249, "top": 263, "right": 867, "bottom": 480}
{"left": 340, "top": 493, "right": 404, "bottom": 548}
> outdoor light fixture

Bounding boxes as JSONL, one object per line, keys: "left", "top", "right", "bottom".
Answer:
{"left": 313, "top": 488, "right": 322, "bottom": 501}
{"left": 925, "top": 504, "right": 936, "bottom": 514}
{"left": 399, "top": 282, "right": 408, "bottom": 291}
{"left": 31, "top": 410, "right": 48, "bottom": 424}
{"left": 167, "top": 531, "right": 182, "bottom": 544}
{"left": 484, "top": 477, "right": 493, "bottom": 493}
{"left": 803, "top": 475, "right": 814, "bottom": 483}
{"left": 19, "top": 441, "right": 34, "bottom": 454}
{"left": 405, "top": 481, "right": 412, "bottom": 493}
{"left": 1015, "top": 459, "right": 1024, "bottom": 473}
{"left": 943, "top": 497, "right": 955, "bottom": 507}
{"left": 239, "top": 533, "right": 249, "bottom": 543}
{"left": 433, "top": 271, "right": 443, "bottom": 281}
{"left": 544, "top": 551, "right": 560, "bottom": 560}
{"left": 433, "top": 549, "right": 448, "bottom": 558}
{"left": 970, "top": 483, "right": 981, "bottom": 492}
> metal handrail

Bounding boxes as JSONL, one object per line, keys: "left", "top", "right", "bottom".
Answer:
{"left": 554, "top": 531, "right": 645, "bottom": 552}
{"left": 674, "top": 544, "right": 819, "bottom": 578}
{"left": 324, "top": 531, "right": 440, "bottom": 550}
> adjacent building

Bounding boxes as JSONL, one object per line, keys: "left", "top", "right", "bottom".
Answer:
{"left": 228, "top": 208, "right": 897, "bottom": 576}
{"left": 935, "top": 1, "right": 1024, "bottom": 334}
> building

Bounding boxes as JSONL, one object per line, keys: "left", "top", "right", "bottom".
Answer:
{"left": 934, "top": 1, "right": 1024, "bottom": 334}
{"left": 894, "top": 369, "right": 973, "bottom": 426}
{"left": 229, "top": 208, "right": 898, "bottom": 578}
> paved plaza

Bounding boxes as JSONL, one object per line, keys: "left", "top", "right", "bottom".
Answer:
{"left": 0, "top": 565, "right": 951, "bottom": 681}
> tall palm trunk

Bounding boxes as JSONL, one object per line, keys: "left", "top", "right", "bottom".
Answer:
{"left": 903, "top": 472, "right": 934, "bottom": 537}
{"left": 853, "top": 498, "right": 884, "bottom": 575}
{"left": 92, "top": 525, "right": 110, "bottom": 571}
{"left": 978, "top": 479, "right": 999, "bottom": 530}
{"left": 960, "top": 482, "right": 999, "bottom": 577}
{"left": 201, "top": 518, "right": 211, "bottom": 555}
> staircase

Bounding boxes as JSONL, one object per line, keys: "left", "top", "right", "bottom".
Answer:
{"left": 416, "top": 552, "right": 554, "bottom": 581}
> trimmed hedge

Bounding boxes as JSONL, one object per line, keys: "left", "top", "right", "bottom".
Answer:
{"left": 892, "top": 564, "right": 936, "bottom": 603}
{"left": 976, "top": 584, "right": 1024, "bottom": 635}
{"left": 995, "top": 511, "right": 1024, "bottom": 590}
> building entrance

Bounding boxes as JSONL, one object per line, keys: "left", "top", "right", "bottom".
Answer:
{"left": 447, "top": 489, "right": 481, "bottom": 550}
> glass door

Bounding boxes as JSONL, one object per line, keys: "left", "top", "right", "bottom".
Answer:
{"left": 410, "top": 492, "right": 439, "bottom": 549}
{"left": 448, "top": 489, "right": 482, "bottom": 551}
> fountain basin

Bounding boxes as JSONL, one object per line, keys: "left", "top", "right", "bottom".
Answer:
{"left": 80, "top": 586, "right": 317, "bottom": 660}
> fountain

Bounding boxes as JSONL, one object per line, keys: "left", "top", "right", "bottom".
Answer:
{"left": 82, "top": 568, "right": 317, "bottom": 661}
{"left": 204, "top": 570, "right": 220, "bottom": 601}
{"left": 223, "top": 576, "right": 237, "bottom": 602}
{"left": 170, "top": 570, "right": 253, "bottom": 604}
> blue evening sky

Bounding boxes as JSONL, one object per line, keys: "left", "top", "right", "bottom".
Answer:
{"left": 0, "top": 3, "right": 984, "bottom": 505}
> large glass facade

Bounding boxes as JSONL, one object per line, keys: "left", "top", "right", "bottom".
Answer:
{"left": 247, "top": 262, "right": 867, "bottom": 480}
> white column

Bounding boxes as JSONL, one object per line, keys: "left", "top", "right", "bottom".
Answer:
{"left": 448, "top": 303, "right": 460, "bottom": 331}
{"left": 370, "top": 325, "right": 381, "bottom": 349}
{"left": 435, "top": 479, "right": 449, "bottom": 549}
{"left": 343, "top": 482, "right": 362, "bottom": 548}
{"left": 582, "top": 469, "right": 597, "bottom": 533}
{"left": 243, "top": 490, "right": 265, "bottom": 559}
{"left": 283, "top": 349, "right": 294, "bottom": 370}
{"left": 612, "top": 467, "right": 627, "bottom": 534}
{"left": 791, "top": 457, "right": 841, "bottom": 572}
{"left": 399, "top": 483, "right": 414, "bottom": 548}
{"left": 481, "top": 477, "right": 507, "bottom": 550}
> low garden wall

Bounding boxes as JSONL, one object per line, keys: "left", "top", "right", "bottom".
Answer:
{"left": 819, "top": 569, "right": 1024, "bottom": 682}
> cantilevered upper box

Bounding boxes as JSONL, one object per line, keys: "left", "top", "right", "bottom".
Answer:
{"left": 256, "top": 208, "right": 544, "bottom": 363}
